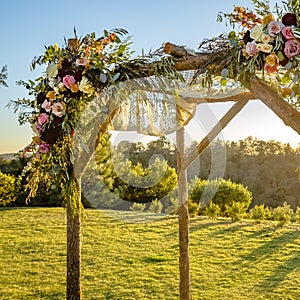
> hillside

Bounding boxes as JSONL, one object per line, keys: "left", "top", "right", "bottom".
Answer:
{"left": 1, "top": 208, "right": 300, "bottom": 299}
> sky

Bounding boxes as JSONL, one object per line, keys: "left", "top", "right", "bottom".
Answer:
{"left": 1, "top": 0, "right": 299, "bottom": 154}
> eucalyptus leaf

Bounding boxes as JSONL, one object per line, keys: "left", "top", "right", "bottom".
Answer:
{"left": 285, "top": 62, "right": 293, "bottom": 70}
{"left": 100, "top": 73, "right": 107, "bottom": 83}
{"left": 221, "top": 68, "right": 229, "bottom": 78}
{"left": 112, "top": 72, "right": 120, "bottom": 81}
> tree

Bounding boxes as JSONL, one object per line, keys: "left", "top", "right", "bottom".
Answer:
{"left": 113, "top": 156, "right": 177, "bottom": 204}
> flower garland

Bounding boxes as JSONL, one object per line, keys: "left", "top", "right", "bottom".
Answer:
{"left": 219, "top": 0, "right": 300, "bottom": 107}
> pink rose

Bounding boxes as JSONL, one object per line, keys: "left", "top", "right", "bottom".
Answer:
{"left": 39, "top": 143, "right": 50, "bottom": 153}
{"left": 268, "top": 20, "right": 284, "bottom": 36}
{"left": 284, "top": 39, "right": 300, "bottom": 58}
{"left": 282, "top": 26, "right": 294, "bottom": 40}
{"left": 245, "top": 41, "right": 259, "bottom": 56}
{"left": 37, "top": 113, "right": 49, "bottom": 126}
{"left": 63, "top": 75, "right": 76, "bottom": 89}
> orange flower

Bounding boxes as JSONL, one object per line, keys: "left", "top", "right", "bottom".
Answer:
{"left": 46, "top": 90, "right": 56, "bottom": 100}
{"left": 281, "top": 87, "right": 293, "bottom": 97}
{"left": 262, "top": 14, "right": 274, "bottom": 25}
{"left": 70, "top": 83, "right": 79, "bottom": 93}
{"left": 265, "top": 53, "right": 279, "bottom": 66}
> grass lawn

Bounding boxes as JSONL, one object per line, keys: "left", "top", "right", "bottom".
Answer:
{"left": 1, "top": 208, "right": 300, "bottom": 299}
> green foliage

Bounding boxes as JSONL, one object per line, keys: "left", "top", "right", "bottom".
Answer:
{"left": 273, "top": 201, "right": 294, "bottom": 226}
{"left": 0, "top": 171, "right": 17, "bottom": 206}
{"left": 148, "top": 200, "right": 163, "bottom": 214}
{"left": 189, "top": 177, "right": 252, "bottom": 216}
{"left": 249, "top": 204, "right": 271, "bottom": 223}
{"left": 225, "top": 201, "right": 247, "bottom": 222}
{"left": 130, "top": 202, "right": 146, "bottom": 212}
{"left": 0, "top": 65, "right": 8, "bottom": 87}
{"left": 204, "top": 201, "right": 221, "bottom": 219}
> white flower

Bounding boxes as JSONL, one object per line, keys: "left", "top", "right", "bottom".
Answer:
{"left": 261, "top": 33, "right": 271, "bottom": 44}
{"left": 42, "top": 100, "right": 52, "bottom": 112}
{"left": 58, "top": 82, "right": 66, "bottom": 91}
{"left": 49, "top": 78, "right": 56, "bottom": 88}
{"left": 257, "top": 43, "right": 273, "bottom": 53}
{"left": 250, "top": 25, "right": 264, "bottom": 41}
{"left": 46, "top": 63, "right": 58, "bottom": 78}
{"left": 79, "top": 76, "right": 95, "bottom": 96}
{"left": 52, "top": 101, "right": 66, "bottom": 117}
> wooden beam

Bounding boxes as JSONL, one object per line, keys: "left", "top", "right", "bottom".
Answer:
{"left": 182, "top": 99, "right": 249, "bottom": 170}
{"left": 182, "top": 91, "right": 255, "bottom": 104}
{"left": 249, "top": 76, "right": 300, "bottom": 135}
{"left": 176, "top": 125, "right": 191, "bottom": 300}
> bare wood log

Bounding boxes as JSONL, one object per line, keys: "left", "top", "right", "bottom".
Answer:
{"left": 164, "top": 42, "right": 190, "bottom": 58}
{"left": 249, "top": 76, "right": 300, "bottom": 135}
{"left": 182, "top": 99, "right": 249, "bottom": 170}
{"left": 176, "top": 125, "right": 191, "bottom": 300}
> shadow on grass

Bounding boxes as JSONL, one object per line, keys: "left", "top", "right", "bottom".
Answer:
{"left": 251, "top": 248, "right": 300, "bottom": 296}
{"left": 239, "top": 230, "right": 300, "bottom": 265}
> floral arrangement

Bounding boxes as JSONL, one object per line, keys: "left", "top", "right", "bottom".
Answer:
{"left": 218, "top": 0, "right": 300, "bottom": 106}
{"left": 10, "top": 28, "right": 134, "bottom": 202}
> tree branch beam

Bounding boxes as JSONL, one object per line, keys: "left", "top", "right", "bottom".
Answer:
{"left": 182, "top": 99, "right": 249, "bottom": 170}
{"left": 249, "top": 76, "right": 300, "bottom": 135}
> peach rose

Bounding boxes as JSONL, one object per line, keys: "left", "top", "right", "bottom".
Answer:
{"left": 52, "top": 102, "right": 66, "bottom": 117}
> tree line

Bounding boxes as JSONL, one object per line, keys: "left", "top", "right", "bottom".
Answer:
{"left": 0, "top": 135, "right": 299, "bottom": 210}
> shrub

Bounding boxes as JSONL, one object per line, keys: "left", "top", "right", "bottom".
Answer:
{"left": 249, "top": 204, "right": 271, "bottom": 223}
{"left": 189, "top": 178, "right": 252, "bottom": 216}
{"left": 0, "top": 171, "right": 18, "bottom": 206}
{"left": 148, "top": 200, "right": 163, "bottom": 214}
{"left": 273, "top": 202, "right": 293, "bottom": 227}
{"left": 130, "top": 202, "right": 146, "bottom": 212}
{"left": 204, "top": 201, "right": 221, "bottom": 219}
{"left": 225, "top": 201, "right": 247, "bottom": 222}
{"left": 294, "top": 207, "right": 300, "bottom": 223}
{"left": 188, "top": 201, "right": 198, "bottom": 218}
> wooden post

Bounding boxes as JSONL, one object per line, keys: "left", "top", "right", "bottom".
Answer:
{"left": 176, "top": 125, "right": 191, "bottom": 300}
{"left": 66, "top": 175, "right": 82, "bottom": 300}
{"left": 66, "top": 38, "right": 82, "bottom": 300}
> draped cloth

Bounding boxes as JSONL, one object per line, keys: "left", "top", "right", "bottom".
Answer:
{"left": 108, "top": 70, "right": 244, "bottom": 136}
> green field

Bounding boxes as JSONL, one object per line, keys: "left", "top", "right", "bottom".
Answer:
{"left": 1, "top": 208, "right": 300, "bottom": 299}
